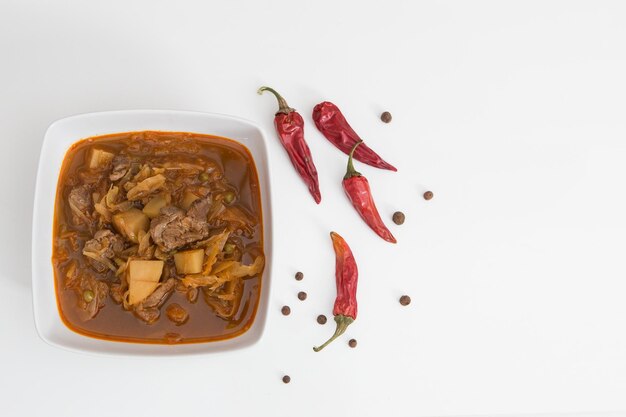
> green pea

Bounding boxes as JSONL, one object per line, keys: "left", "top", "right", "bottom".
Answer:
{"left": 223, "top": 191, "right": 235, "bottom": 204}
{"left": 83, "top": 289, "right": 95, "bottom": 303}
{"left": 198, "top": 172, "right": 210, "bottom": 182}
{"left": 224, "top": 243, "right": 236, "bottom": 254}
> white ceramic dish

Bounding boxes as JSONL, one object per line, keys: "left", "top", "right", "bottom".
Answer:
{"left": 32, "top": 110, "right": 274, "bottom": 356}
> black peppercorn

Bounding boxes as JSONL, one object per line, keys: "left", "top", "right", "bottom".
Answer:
{"left": 392, "top": 211, "right": 405, "bottom": 225}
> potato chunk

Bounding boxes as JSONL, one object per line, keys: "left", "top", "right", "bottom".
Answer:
{"left": 142, "top": 193, "right": 171, "bottom": 219}
{"left": 180, "top": 191, "right": 200, "bottom": 210}
{"left": 128, "top": 260, "right": 164, "bottom": 305}
{"left": 174, "top": 249, "right": 205, "bottom": 274}
{"left": 112, "top": 208, "right": 149, "bottom": 243}
{"left": 87, "top": 148, "right": 114, "bottom": 169}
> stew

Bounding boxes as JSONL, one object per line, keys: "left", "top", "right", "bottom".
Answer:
{"left": 52, "top": 131, "right": 265, "bottom": 344}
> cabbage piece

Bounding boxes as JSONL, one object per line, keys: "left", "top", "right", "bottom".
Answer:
{"left": 180, "top": 274, "right": 218, "bottom": 288}
{"left": 126, "top": 174, "right": 166, "bottom": 201}
{"left": 211, "top": 261, "right": 237, "bottom": 275}
{"left": 93, "top": 200, "right": 112, "bottom": 222}
{"left": 218, "top": 206, "right": 257, "bottom": 236}
{"left": 207, "top": 202, "right": 225, "bottom": 223}
{"left": 127, "top": 164, "right": 151, "bottom": 187}
{"left": 94, "top": 186, "right": 134, "bottom": 223}
{"left": 162, "top": 161, "right": 205, "bottom": 171}
{"left": 137, "top": 230, "right": 155, "bottom": 259}
{"left": 119, "top": 245, "right": 139, "bottom": 260}
{"left": 203, "top": 277, "right": 243, "bottom": 320}
{"left": 115, "top": 257, "right": 131, "bottom": 277}
{"left": 125, "top": 165, "right": 166, "bottom": 189}
{"left": 69, "top": 201, "right": 91, "bottom": 224}
{"left": 181, "top": 255, "right": 263, "bottom": 290}
{"left": 200, "top": 231, "right": 230, "bottom": 275}
{"left": 205, "top": 275, "right": 232, "bottom": 292}
{"left": 64, "top": 261, "right": 78, "bottom": 288}
{"left": 83, "top": 249, "right": 117, "bottom": 272}
{"left": 106, "top": 185, "right": 120, "bottom": 205}
{"left": 209, "top": 256, "right": 264, "bottom": 292}
{"left": 225, "top": 256, "right": 264, "bottom": 279}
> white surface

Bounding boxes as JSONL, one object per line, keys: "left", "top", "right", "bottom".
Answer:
{"left": 32, "top": 110, "right": 274, "bottom": 355}
{"left": 1, "top": 0, "right": 626, "bottom": 416}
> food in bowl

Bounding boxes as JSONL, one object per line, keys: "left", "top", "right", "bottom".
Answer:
{"left": 52, "top": 131, "right": 265, "bottom": 344}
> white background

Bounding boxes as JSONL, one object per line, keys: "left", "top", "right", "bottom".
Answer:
{"left": 1, "top": 1, "right": 626, "bottom": 416}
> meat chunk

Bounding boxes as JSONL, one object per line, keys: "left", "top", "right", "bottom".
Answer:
{"left": 110, "top": 283, "right": 125, "bottom": 304}
{"left": 109, "top": 154, "right": 131, "bottom": 181}
{"left": 132, "top": 278, "right": 176, "bottom": 324}
{"left": 166, "top": 303, "right": 189, "bottom": 325}
{"left": 150, "top": 199, "right": 211, "bottom": 252}
{"left": 134, "top": 308, "right": 160, "bottom": 324}
{"left": 84, "top": 230, "right": 125, "bottom": 257}
{"left": 68, "top": 185, "right": 92, "bottom": 226}
{"left": 82, "top": 229, "right": 125, "bottom": 273}
{"left": 141, "top": 277, "right": 176, "bottom": 308}
{"left": 186, "top": 287, "right": 199, "bottom": 303}
{"left": 186, "top": 197, "right": 211, "bottom": 220}
{"left": 150, "top": 207, "right": 187, "bottom": 251}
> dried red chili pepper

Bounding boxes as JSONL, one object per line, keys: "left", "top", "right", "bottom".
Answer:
{"left": 258, "top": 86, "right": 321, "bottom": 204}
{"left": 313, "top": 232, "right": 358, "bottom": 352}
{"left": 312, "top": 101, "right": 397, "bottom": 172}
{"left": 343, "top": 142, "right": 396, "bottom": 243}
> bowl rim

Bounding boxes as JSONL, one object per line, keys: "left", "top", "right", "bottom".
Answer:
{"left": 32, "top": 109, "right": 274, "bottom": 357}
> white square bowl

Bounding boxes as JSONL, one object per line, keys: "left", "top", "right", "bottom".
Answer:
{"left": 32, "top": 110, "right": 274, "bottom": 356}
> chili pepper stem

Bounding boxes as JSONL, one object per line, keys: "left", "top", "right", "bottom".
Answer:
{"left": 344, "top": 141, "right": 363, "bottom": 180}
{"left": 313, "top": 314, "right": 354, "bottom": 352}
{"left": 257, "top": 86, "right": 295, "bottom": 114}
